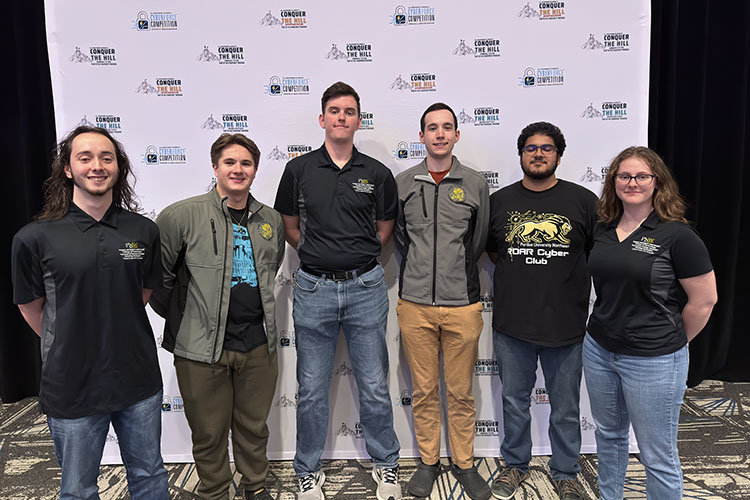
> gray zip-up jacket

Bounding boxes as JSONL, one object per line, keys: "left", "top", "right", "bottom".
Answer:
{"left": 149, "top": 188, "right": 285, "bottom": 363}
{"left": 394, "top": 157, "right": 489, "bottom": 306}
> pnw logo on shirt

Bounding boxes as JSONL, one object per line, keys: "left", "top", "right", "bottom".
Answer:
{"left": 504, "top": 211, "right": 572, "bottom": 264}
{"left": 632, "top": 236, "right": 661, "bottom": 255}
{"left": 352, "top": 178, "right": 375, "bottom": 193}
{"left": 118, "top": 242, "right": 146, "bottom": 260}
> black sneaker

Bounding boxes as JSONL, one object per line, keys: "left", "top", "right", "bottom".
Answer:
{"left": 407, "top": 460, "right": 441, "bottom": 497}
{"left": 245, "top": 487, "right": 273, "bottom": 500}
{"left": 554, "top": 479, "right": 584, "bottom": 500}
{"left": 490, "top": 467, "right": 528, "bottom": 499}
{"left": 450, "top": 463, "right": 491, "bottom": 500}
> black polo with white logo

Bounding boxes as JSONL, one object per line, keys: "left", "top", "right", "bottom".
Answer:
{"left": 274, "top": 144, "right": 397, "bottom": 273}
{"left": 587, "top": 211, "right": 713, "bottom": 356}
{"left": 11, "top": 203, "right": 162, "bottom": 418}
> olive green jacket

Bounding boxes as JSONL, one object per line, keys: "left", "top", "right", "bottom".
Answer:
{"left": 150, "top": 188, "right": 285, "bottom": 363}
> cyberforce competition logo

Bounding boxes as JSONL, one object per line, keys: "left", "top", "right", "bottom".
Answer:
{"left": 517, "top": 2, "right": 565, "bottom": 21}
{"left": 69, "top": 46, "right": 117, "bottom": 66}
{"left": 134, "top": 11, "right": 178, "bottom": 31}
{"left": 453, "top": 38, "right": 501, "bottom": 58}
{"left": 393, "top": 141, "right": 426, "bottom": 160}
{"left": 475, "top": 419, "right": 499, "bottom": 436}
{"left": 457, "top": 107, "right": 500, "bottom": 127}
{"left": 390, "top": 73, "right": 437, "bottom": 92}
{"left": 201, "top": 114, "right": 249, "bottom": 132}
{"left": 161, "top": 395, "right": 184, "bottom": 412}
{"left": 325, "top": 43, "right": 373, "bottom": 63}
{"left": 395, "top": 389, "right": 412, "bottom": 407}
{"left": 582, "top": 32, "right": 630, "bottom": 52}
{"left": 265, "top": 76, "right": 310, "bottom": 96}
{"left": 391, "top": 5, "right": 435, "bottom": 25}
{"left": 135, "top": 78, "right": 183, "bottom": 97}
{"left": 142, "top": 145, "right": 187, "bottom": 165}
{"left": 505, "top": 210, "right": 572, "bottom": 265}
{"left": 581, "top": 102, "right": 628, "bottom": 121}
{"left": 78, "top": 115, "right": 122, "bottom": 134}
{"left": 259, "top": 10, "right": 307, "bottom": 28}
{"left": 520, "top": 67, "right": 564, "bottom": 87}
{"left": 197, "top": 45, "right": 245, "bottom": 64}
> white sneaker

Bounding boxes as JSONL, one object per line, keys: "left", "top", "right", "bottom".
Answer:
{"left": 298, "top": 470, "right": 325, "bottom": 500}
{"left": 372, "top": 466, "right": 402, "bottom": 500}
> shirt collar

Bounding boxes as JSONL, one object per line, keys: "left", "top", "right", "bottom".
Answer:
{"left": 608, "top": 209, "right": 659, "bottom": 229}
{"left": 315, "top": 143, "right": 364, "bottom": 170}
{"left": 68, "top": 202, "right": 119, "bottom": 232}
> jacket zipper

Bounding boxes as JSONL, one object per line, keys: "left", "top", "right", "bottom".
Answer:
{"left": 432, "top": 183, "right": 439, "bottom": 305}
{"left": 210, "top": 219, "right": 218, "bottom": 255}
{"left": 420, "top": 185, "right": 428, "bottom": 218}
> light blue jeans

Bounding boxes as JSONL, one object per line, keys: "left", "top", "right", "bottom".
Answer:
{"left": 292, "top": 264, "right": 400, "bottom": 476}
{"left": 47, "top": 389, "right": 168, "bottom": 500}
{"left": 582, "top": 333, "right": 688, "bottom": 500}
{"left": 493, "top": 330, "right": 583, "bottom": 480}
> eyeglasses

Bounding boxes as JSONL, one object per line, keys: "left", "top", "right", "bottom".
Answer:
{"left": 522, "top": 144, "right": 557, "bottom": 154}
{"left": 615, "top": 173, "right": 656, "bottom": 185}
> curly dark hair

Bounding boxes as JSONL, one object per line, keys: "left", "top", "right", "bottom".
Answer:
{"left": 598, "top": 146, "right": 688, "bottom": 225}
{"left": 516, "top": 121, "right": 566, "bottom": 156}
{"left": 36, "top": 126, "right": 140, "bottom": 220}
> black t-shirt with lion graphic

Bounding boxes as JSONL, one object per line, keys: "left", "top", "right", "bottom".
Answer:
{"left": 487, "top": 179, "right": 598, "bottom": 346}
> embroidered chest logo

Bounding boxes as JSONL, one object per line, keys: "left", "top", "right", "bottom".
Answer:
{"left": 352, "top": 178, "right": 375, "bottom": 193}
{"left": 449, "top": 185, "right": 465, "bottom": 202}
{"left": 259, "top": 222, "right": 273, "bottom": 240}
{"left": 631, "top": 236, "right": 661, "bottom": 255}
{"left": 119, "top": 242, "right": 146, "bottom": 260}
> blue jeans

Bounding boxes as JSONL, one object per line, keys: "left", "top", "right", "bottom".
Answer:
{"left": 493, "top": 330, "right": 582, "bottom": 480}
{"left": 582, "top": 334, "right": 688, "bottom": 500}
{"left": 47, "top": 390, "right": 168, "bottom": 500}
{"left": 292, "top": 264, "right": 400, "bottom": 476}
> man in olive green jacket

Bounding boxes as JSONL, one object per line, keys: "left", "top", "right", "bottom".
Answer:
{"left": 150, "top": 133, "right": 285, "bottom": 500}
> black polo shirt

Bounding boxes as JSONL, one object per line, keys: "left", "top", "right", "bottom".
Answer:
{"left": 274, "top": 144, "right": 397, "bottom": 273}
{"left": 11, "top": 203, "right": 163, "bottom": 418}
{"left": 587, "top": 211, "right": 713, "bottom": 356}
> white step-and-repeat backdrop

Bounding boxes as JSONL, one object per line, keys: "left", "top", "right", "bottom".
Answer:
{"left": 44, "top": 0, "right": 648, "bottom": 463}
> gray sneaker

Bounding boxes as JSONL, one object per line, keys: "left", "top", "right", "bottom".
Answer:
{"left": 490, "top": 467, "right": 528, "bottom": 499}
{"left": 298, "top": 471, "right": 325, "bottom": 500}
{"left": 554, "top": 479, "right": 584, "bottom": 500}
{"left": 372, "top": 465, "right": 402, "bottom": 500}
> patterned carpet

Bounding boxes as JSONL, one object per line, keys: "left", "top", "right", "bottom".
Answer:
{"left": 1, "top": 380, "right": 748, "bottom": 499}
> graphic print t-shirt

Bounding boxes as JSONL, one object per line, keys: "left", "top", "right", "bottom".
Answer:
{"left": 223, "top": 207, "right": 266, "bottom": 352}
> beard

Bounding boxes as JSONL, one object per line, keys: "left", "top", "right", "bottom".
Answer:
{"left": 521, "top": 158, "right": 558, "bottom": 180}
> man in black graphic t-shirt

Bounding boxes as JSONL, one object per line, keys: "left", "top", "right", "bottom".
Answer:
{"left": 151, "top": 133, "right": 285, "bottom": 500}
{"left": 486, "top": 122, "right": 597, "bottom": 500}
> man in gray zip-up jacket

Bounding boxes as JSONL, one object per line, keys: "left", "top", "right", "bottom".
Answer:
{"left": 150, "top": 134, "right": 285, "bottom": 500}
{"left": 394, "top": 103, "right": 490, "bottom": 500}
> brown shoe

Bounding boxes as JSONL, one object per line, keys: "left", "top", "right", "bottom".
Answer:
{"left": 490, "top": 467, "right": 528, "bottom": 499}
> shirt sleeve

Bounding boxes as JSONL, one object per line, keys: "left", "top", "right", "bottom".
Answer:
{"left": 486, "top": 192, "right": 499, "bottom": 253}
{"left": 671, "top": 224, "right": 713, "bottom": 279}
{"left": 472, "top": 178, "right": 490, "bottom": 260}
{"left": 142, "top": 222, "right": 162, "bottom": 290}
{"left": 377, "top": 167, "right": 398, "bottom": 221}
{"left": 273, "top": 162, "right": 299, "bottom": 216}
{"left": 11, "top": 228, "right": 45, "bottom": 305}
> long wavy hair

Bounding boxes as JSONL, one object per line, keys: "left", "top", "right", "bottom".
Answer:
{"left": 36, "top": 126, "right": 140, "bottom": 220}
{"left": 598, "top": 146, "right": 688, "bottom": 225}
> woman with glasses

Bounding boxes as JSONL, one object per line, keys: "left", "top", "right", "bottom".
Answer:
{"left": 583, "top": 146, "right": 717, "bottom": 499}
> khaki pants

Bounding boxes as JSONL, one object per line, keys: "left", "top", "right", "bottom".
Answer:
{"left": 397, "top": 299, "right": 484, "bottom": 468}
{"left": 174, "top": 345, "right": 278, "bottom": 500}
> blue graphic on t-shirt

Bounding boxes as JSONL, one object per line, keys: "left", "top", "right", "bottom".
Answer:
{"left": 232, "top": 223, "right": 258, "bottom": 287}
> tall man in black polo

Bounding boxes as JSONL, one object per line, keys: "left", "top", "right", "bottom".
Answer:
{"left": 274, "top": 81, "right": 401, "bottom": 500}
{"left": 11, "top": 126, "right": 168, "bottom": 499}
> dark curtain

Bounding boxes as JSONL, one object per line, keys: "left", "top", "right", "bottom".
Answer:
{"left": 649, "top": 1, "right": 750, "bottom": 385}
{"left": 1, "top": 1, "right": 748, "bottom": 402}
{"left": 0, "top": 1, "right": 55, "bottom": 402}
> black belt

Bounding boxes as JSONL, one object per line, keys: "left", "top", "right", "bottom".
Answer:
{"left": 301, "top": 260, "right": 377, "bottom": 281}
